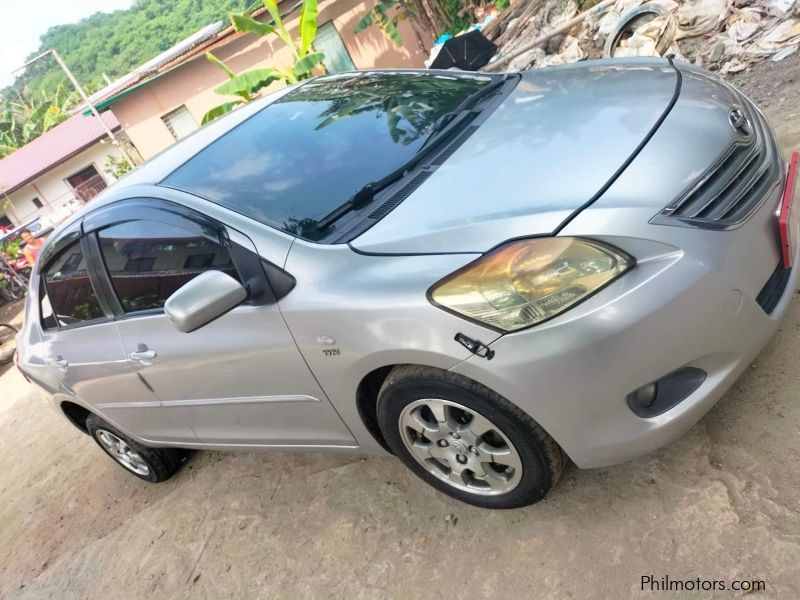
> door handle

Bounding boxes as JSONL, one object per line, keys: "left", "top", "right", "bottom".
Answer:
{"left": 128, "top": 349, "right": 157, "bottom": 364}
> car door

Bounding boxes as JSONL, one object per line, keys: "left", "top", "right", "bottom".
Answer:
{"left": 32, "top": 230, "right": 187, "bottom": 442}
{"left": 83, "top": 199, "right": 356, "bottom": 447}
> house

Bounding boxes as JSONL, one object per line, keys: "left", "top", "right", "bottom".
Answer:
{"left": 91, "top": 0, "right": 433, "bottom": 160}
{"left": 0, "top": 112, "right": 127, "bottom": 229}
{"left": 0, "top": 0, "right": 432, "bottom": 230}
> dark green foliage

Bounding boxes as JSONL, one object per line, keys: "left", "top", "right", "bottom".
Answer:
{"left": 8, "top": 0, "right": 252, "bottom": 98}
{"left": 441, "top": 0, "right": 472, "bottom": 35}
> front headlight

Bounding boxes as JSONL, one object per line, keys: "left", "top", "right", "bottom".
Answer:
{"left": 429, "top": 237, "right": 632, "bottom": 332}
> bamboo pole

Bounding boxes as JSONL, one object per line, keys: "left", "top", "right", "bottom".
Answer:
{"left": 483, "top": 0, "right": 616, "bottom": 72}
{"left": 15, "top": 49, "right": 136, "bottom": 169}
{"left": 483, "top": 0, "right": 539, "bottom": 41}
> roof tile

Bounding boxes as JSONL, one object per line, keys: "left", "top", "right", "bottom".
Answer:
{"left": 0, "top": 112, "right": 119, "bottom": 195}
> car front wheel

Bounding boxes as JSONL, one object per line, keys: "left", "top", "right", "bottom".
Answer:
{"left": 86, "top": 415, "right": 186, "bottom": 483}
{"left": 377, "top": 366, "right": 565, "bottom": 509}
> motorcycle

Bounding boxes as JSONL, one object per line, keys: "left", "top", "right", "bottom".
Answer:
{"left": 0, "top": 259, "right": 28, "bottom": 304}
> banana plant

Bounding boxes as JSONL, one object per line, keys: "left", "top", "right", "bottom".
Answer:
{"left": 0, "top": 83, "right": 77, "bottom": 157}
{"left": 202, "top": 0, "right": 325, "bottom": 124}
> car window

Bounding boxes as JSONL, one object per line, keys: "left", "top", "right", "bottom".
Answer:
{"left": 39, "top": 286, "right": 58, "bottom": 330}
{"left": 97, "top": 220, "right": 240, "bottom": 313}
{"left": 162, "top": 72, "right": 492, "bottom": 241}
{"left": 42, "top": 241, "right": 105, "bottom": 327}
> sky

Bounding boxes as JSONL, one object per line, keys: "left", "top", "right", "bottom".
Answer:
{"left": 0, "top": 0, "right": 134, "bottom": 88}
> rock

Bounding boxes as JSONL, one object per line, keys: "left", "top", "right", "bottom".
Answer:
{"left": 507, "top": 47, "right": 545, "bottom": 71}
{"left": 709, "top": 40, "right": 725, "bottom": 63}
{"left": 547, "top": 34, "right": 565, "bottom": 54}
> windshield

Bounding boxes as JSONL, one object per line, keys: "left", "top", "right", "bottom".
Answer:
{"left": 162, "top": 72, "right": 493, "bottom": 241}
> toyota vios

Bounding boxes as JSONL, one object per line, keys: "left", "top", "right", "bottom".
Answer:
{"left": 17, "top": 59, "right": 799, "bottom": 508}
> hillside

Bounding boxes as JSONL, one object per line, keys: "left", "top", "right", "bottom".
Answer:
{"left": 13, "top": 0, "right": 251, "bottom": 96}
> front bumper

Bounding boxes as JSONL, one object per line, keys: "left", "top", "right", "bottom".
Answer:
{"left": 451, "top": 173, "right": 797, "bottom": 469}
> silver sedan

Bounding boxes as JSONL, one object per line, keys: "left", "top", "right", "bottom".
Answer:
{"left": 16, "top": 59, "right": 799, "bottom": 508}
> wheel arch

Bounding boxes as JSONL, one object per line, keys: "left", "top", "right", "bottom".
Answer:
{"left": 355, "top": 365, "right": 396, "bottom": 452}
{"left": 354, "top": 363, "right": 565, "bottom": 461}
{"left": 60, "top": 400, "right": 92, "bottom": 434}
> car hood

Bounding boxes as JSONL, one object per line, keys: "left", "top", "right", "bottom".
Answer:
{"left": 350, "top": 59, "right": 678, "bottom": 254}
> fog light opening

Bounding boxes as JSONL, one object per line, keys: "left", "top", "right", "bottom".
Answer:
{"left": 626, "top": 367, "right": 707, "bottom": 418}
{"left": 630, "top": 382, "right": 658, "bottom": 410}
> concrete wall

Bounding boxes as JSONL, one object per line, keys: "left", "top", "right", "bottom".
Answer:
{"left": 2, "top": 143, "right": 123, "bottom": 228}
{"left": 112, "top": 0, "right": 432, "bottom": 159}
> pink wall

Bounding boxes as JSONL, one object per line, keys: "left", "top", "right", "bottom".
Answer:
{"left": 112, "top": 0, "right": 433, "bottom": 160}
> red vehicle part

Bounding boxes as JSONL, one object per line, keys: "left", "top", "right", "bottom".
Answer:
{"left": 779, "top": 151, "right": 800, "bottom": 268}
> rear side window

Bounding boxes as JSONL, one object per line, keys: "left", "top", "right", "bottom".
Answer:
{"left": 42, "top": 241, "right": 104, "bottom": 327}
{"left": 97, "top": 220, "right": 239, "bottom": 313}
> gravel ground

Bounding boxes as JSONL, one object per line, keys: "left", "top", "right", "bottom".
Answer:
{"left": 1, "top": 59, "right": 800, "bottom": 599}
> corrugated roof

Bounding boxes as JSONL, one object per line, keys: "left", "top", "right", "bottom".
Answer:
{"left": 92, "top": 2, "right": 302, "bottom": 112}
{"left": 0, "top": 112, "right": 120, "bottom": 196}
{"left": 76, "top": 20, "right": 225, "bottom": 112}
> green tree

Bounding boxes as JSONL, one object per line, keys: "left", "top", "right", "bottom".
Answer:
{"left": 6, "top": 0, "right": 251, "bottom": 100}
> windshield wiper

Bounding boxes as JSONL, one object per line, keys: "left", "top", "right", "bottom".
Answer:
{"left": 316, "top": 111, "right": 477, "bottom": 231}
{"left": 317, "top": 75, "right": 512, "bottom": 231}
{"left": 417, "top": 75, "right": 509, "bottom": 153}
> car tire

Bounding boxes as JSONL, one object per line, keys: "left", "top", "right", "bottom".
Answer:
{"left": 85, "top": 414, "right": 186, "bottom": 483}
{"left": 377, "top": 365, "right": 565, "bottom": 509}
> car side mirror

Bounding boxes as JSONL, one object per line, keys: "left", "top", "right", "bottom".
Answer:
{"left": 164, "top": 270, "right": 247, "bottom": 333}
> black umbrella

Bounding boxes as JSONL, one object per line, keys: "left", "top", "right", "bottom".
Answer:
{"left": 429, "top": 29, "right": 497, "bottom": 71}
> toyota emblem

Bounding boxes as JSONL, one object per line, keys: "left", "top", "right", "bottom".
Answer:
{"left": 728, "top": 107, "right": 752, "bottom": 138}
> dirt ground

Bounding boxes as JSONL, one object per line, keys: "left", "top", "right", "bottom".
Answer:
{"left": 728, "top": 57, "right": 800, "bottom": 159}
{"left": 2, "top": 58, "right": 800, "bottom": 600}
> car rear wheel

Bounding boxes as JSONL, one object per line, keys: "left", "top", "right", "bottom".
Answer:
{"left": 376, "top": 365, "right": 565, "bottom": 509}
{"left": 85, "top": 414, "right": 186, "bottom": 483}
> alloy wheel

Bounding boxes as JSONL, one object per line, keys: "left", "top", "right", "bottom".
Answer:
{"left": 398, "top": 398, "right": 523, "bottom": 495}
{"left": 95, "top": 429, "right": 151, "bottom": 476}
